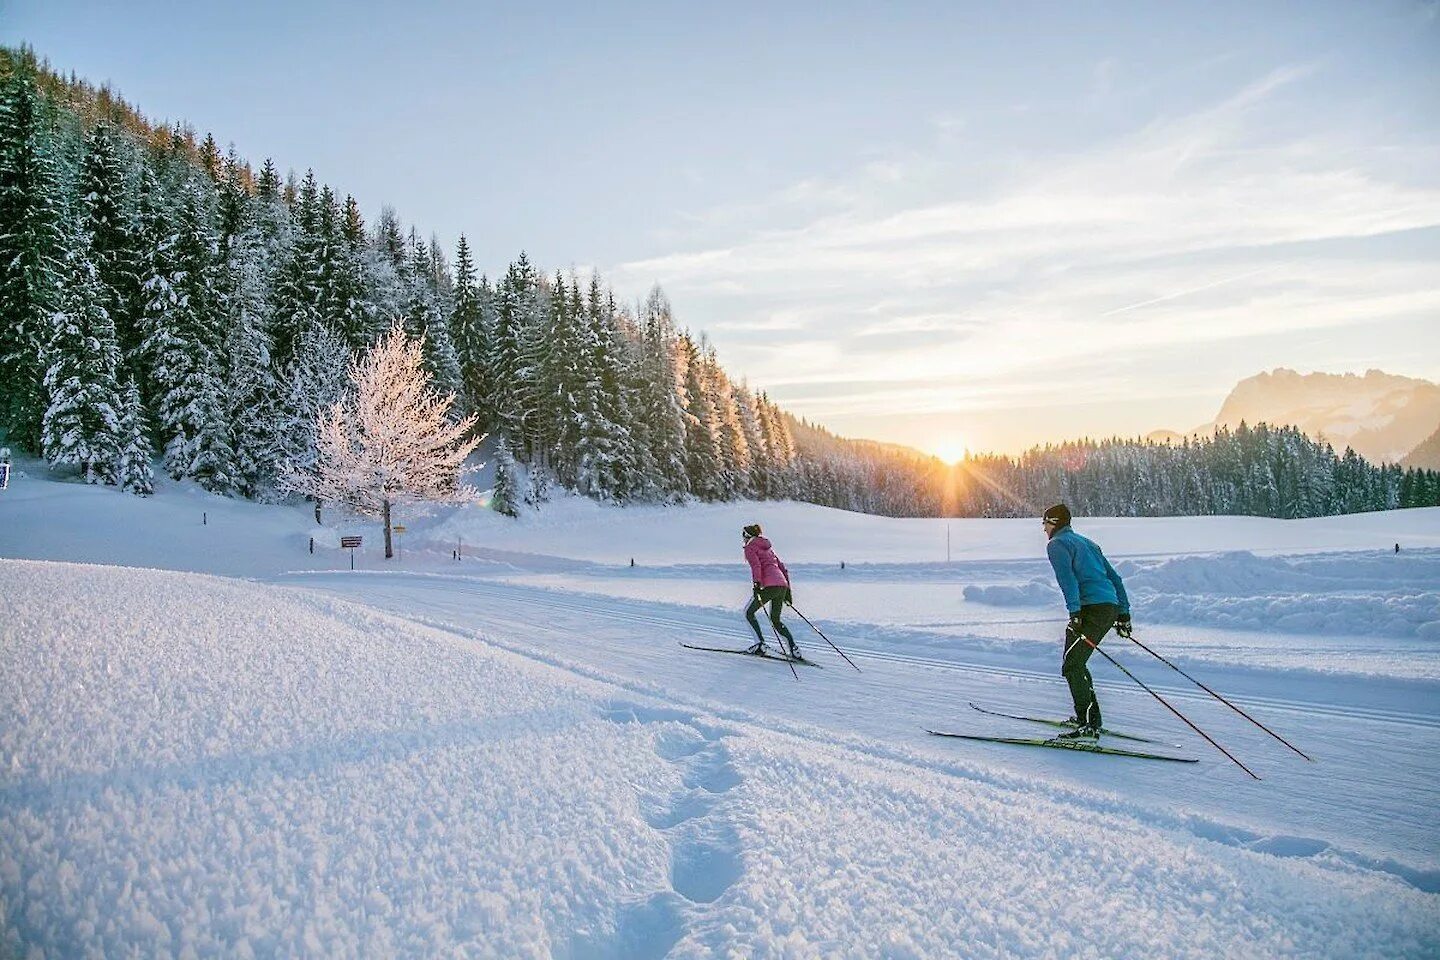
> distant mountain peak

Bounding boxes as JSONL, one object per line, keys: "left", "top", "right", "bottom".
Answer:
{"left": 1199, "top": 369, "right": 1440, "bottom": 463}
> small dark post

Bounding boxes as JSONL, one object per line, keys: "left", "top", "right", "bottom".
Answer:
{"left": 203, "top": 511, "right": 207, "bottom": 526}
{"left": 841, "top": 560, "right": 846, "bottom": 570}
{"left": 630, "top": 557, "right": 635, "bottom": 567}
{"left": 309, "top": 536, "right": 314, "bottom": 555}
{"left": 1395, "top": 543, "right": 1400, "bottom": 554}
{"left": 315, "top": 500, "right": 322, "bottom": 525}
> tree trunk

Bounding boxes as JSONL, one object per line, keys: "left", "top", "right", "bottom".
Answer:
{"left": 382, "top": 497, "right": 393, "bottom": 559}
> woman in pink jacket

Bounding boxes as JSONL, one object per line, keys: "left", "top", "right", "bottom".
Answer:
{"left": 742, "top": 524, "right": 801, "bottom": 659}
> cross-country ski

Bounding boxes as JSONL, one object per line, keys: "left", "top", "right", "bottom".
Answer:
{"left": 967, "top": 702, "right": 1171, "bottom": 745}
{"left": 681, "top": 642, "right": 824, "bottom": 668}
{"left": 925, "top": 730, "right": 1199, "bottom": 764}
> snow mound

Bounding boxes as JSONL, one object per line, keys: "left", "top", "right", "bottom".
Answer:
{"left": 1123, "top": 551, "right": 1440, "bottom": 639}
{"left": 963, "top": 578, "right": 1061, "bottom": 606}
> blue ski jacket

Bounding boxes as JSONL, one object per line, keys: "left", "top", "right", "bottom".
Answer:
{"left": 1045, "top": 525, "right": 1130, "bottom": 615}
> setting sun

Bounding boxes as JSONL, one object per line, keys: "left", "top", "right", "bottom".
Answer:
{"left": 929, "top": 439, "right": 971, "bottom": 464}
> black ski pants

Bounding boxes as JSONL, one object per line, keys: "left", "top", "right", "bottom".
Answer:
{"left": 1062, "top": 603, "right": 1117, "bottom": 728}
{"left": 746, "top": 586, "right": 795, "bottom": 646}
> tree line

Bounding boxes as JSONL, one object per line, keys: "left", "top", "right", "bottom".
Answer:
{"left": 796, "top": 421, "right": 1440, "bottom": 518}
{"left": 2, "top": 45, "right": 1435, "bottom": 521}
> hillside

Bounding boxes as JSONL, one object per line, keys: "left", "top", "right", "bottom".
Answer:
{"left": 1402, "top": 423, "right": 1440, "bottom": 471}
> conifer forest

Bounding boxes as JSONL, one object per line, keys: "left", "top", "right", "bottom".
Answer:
{"left": 2, "top": 47, "right": 1436, "bottom": 519}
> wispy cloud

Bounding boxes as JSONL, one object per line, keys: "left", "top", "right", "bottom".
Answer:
{"left": 613, "top": 66, "right": 1440, "bottom": 452}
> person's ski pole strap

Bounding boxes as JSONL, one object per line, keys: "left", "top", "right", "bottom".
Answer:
{"left": 1124, "top": 634, "right": 1312, "bottom": 761}
{"left": 787, "top": 603, "right": 862, "bottom": 672}
{"left": 1079, "top": 634, "right": 1260, "bottom": 780}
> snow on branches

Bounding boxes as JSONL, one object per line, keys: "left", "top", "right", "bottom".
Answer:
{"left": 283, "top": 321, "right": 483, "bottom": 557}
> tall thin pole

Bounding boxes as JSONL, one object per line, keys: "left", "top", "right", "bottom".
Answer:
{"left": 1123, "top": 634, "right": 1312, "bottom": 761}
{"left": 788, "top": 603, "right": 862, "bottom": 672}
{"left": 1079, "top": 634, "right": 1259, "bottom": 780}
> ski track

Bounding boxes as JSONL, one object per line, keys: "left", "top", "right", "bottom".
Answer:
{"left": 279, "top": 570, "right": 1440, "bottom": 897}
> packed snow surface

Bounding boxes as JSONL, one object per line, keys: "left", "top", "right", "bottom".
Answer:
{"left": 3, "top": 461, "right": 1439, "bottom": 956}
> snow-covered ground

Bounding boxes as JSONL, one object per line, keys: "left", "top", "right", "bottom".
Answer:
{"left": 3, "top": 458, "right": 1439, "bottom": 957}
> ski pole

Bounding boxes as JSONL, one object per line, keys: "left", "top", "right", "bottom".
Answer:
{"left": 752, "top": 593, "right": 798, "bottom": 680}
{"left": 1124, "top": 633, "right": 1312, "bottom": 761}
{"left": 787, "top": 603, "right": 861, "bottom": 672}
{"left": 769, "top": 621, "right": 799, "bottom": 681}
{"left": 1077, "top": 634, "right": 1260, "bottom": 780}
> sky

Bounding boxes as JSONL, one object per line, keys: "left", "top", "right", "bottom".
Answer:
{"left": 5, "top": 0, "right": 1439, "bottom": 456}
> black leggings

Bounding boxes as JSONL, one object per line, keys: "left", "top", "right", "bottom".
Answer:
{"left": 745, "top": 586, "right": 795, "bottom": 645}
{"left": 1062, "top": 603, "right": 1117, "bottom": 727}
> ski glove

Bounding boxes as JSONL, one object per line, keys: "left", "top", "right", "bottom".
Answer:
{"left": 753, "top": 581, "right": 762, "bottom": 596}
{"left": 1065, "top": 613, "right": 1084, "bottom": 642}
{"left": 1114, "top": 613, "right": 1133, "bottom": 639}
{"left": 784, "top": 587, "right": 793, "bottom": 604}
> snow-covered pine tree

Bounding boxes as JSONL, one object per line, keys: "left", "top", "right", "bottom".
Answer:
{"left": 536, "top": 272, "right": 580, "bottom": 484}
{"left": 0, "top": 65, "right": 66, "bottom": 450}
{"left": 282, "top": 321, "right": 482, "bottom": 558}
{"left": 335, "top": 194, "right": 372, "bottom": 349}
{"left": 449, "top": 234, "right": 486, "bottom": 416}
{"left": 582, "top": 280, "right": 636, "bottom": 501}
{"left": 405, "top": 229, "right": 463, "bottom": 400}
{"left": 270, "top": 169, "right": 323, "bottom": 367}
{"left": 490, "top": 434, "right": 519, "bottom": 517}
{"left": 78, "top": 123, "right": 146, "bottom": 385}
{"left": 146, "top": 179, "right": 226, "bottom": 481}
{"left": 634, "top": 287, "right": 689, "bottom": 499}
{"left": 268, "top": 319, "right": 350, "bottom": 485}
{"left": 220, "top": 216, "right": 279, "bottom": 498}
{"left": 41, "top": 222, "right": 124, "bottom": 483}
{"left": 734, "top": 383, "right": 770, "bottom": 497}
{"left": 706, "top": 345, "right": 751, "bottom": 499}
{"left": 490, "top": 253, "right": 539, "bottom": 450}
{"left": 679, "top": 332, "right": 723, "bottom": 500}
{"left": 115, "top": 376, "right": 154, "bottom": 495}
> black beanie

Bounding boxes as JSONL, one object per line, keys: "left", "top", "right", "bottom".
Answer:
{"left": 1042, "top": 504, "right": 1071, "bottom": 528}
{"left": 742, "top": 524, "right": 762, "bottom": 540}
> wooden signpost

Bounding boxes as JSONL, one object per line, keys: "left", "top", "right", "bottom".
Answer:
{"left": 340, "top": 535, "right": 362, "bottom": 570}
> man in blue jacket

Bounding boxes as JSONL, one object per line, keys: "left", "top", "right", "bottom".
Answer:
{"left": 1043, "top": 503, "right": 1132, "bottom": 739}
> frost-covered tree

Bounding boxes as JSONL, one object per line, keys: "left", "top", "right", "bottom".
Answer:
{"left": 449, "top": 234, "right": 486, "bottom": 416}
{"left": 115, "top": 376, "right": 154, "bottom": 495}
{"left": 269, "top": 319, "right": 349, "bottom": 485}
{"left": 490, "top": 434, "right": 519, "bottom": 517}
{"left": 0, "top": 66, "right": 66, "bottom": 450}
{"left": 41, "top": 226, "right": 123, "bottom": 482}
{"left": 282, "top": 321, "right": 482, "bottom": 558}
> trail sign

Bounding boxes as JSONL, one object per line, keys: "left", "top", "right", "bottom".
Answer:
{"left": 0, "top": 463, "right": 8, "bottom": 490}
{"left": 340, "top": 535, "right": 362, "bottom": 570}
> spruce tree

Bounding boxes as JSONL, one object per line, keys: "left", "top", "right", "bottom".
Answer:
{"left": 41, "top": 224, "right": 124, "bottom": 483}
{"left": 0, "top": 66, "right": 66, "bottom": 450}
{"left": 78, "top": 123, "right": 145, "bottom": 384}
{"left": 490, "top": 435, "right": 519, "bottom": 517}
{"left": 115, "top": 376, "right": 154, "bottom": 495}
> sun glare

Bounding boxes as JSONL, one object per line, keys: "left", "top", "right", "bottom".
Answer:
{"left": 930, "top": 440, "right": 970, "bottom": 464}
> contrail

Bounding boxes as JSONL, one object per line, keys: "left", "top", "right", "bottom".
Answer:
{"left": 1101, "top": 265, "right": 1275, "bottom": 317}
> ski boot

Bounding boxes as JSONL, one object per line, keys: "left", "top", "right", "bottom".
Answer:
{"left": 1056, "top": 724, "right": 1099, "bottom": 741}
{"left": 745, "top": 640, "right": 768, "bottom": 656}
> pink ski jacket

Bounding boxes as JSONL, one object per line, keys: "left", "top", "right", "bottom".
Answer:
{"left": 744, "top": 536, "right": 791, "bottom": 589}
